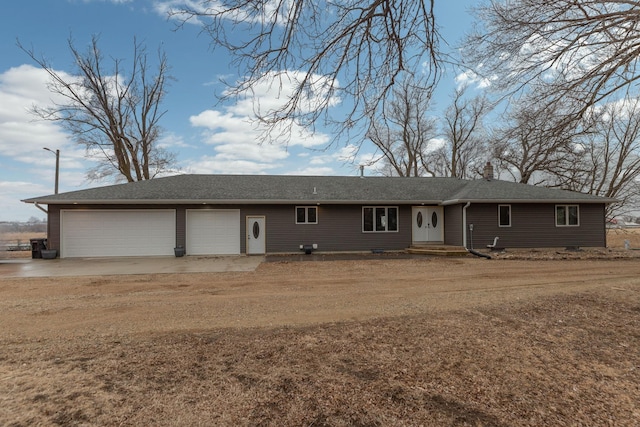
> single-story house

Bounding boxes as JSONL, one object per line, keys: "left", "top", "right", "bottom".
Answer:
{"left": 22, "top": 171, "right": 615, "bottom": 258}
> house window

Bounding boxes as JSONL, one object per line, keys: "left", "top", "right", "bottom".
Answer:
{"left": 498, "top": 205, "right": 511, "bottom": 227}
{"left": 363, "top": 207, "right": 398, "bottom": 232}
{"left": 296, "top": 206, "right": 318, "bottom": 224}
{"left": 556, "top": 205, "right": 579, "bottom": 226}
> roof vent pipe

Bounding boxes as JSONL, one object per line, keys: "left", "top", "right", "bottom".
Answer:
{"left": 359, "top": 165, "right": 364, "bottom": 177}
{"left": 483, "top": 162, "right": 494, "bottom": 180}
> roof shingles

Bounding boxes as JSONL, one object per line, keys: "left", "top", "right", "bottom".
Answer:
{"left": 22, "top": 174, "right": 615, "bottom": 205}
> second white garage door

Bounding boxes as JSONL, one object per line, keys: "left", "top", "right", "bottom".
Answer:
{"left": 186, "top": 210, "right": 240, "bottom": 255}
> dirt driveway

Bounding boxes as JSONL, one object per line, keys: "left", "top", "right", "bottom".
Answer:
{"left": 0, "top": 256, "right": 636, "bottom": 337}
{"left": 1, "top": 256, "right": 639, "bottom": 426}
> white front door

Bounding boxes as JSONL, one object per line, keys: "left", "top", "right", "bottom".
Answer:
{"left": 428, "top": 206, "right": 444, "bottom": 242}
{"left": 412, "top": 207, "right": 444, "bottom": 243}
{"left": 246, "top": 216, "right": 266, "bottom": 254}
{"left": 412, "top": 207, "right": 429, "bottom": 242}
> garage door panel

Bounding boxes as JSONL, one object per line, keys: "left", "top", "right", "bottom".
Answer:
{"left": 61, "top": 210, "right": 176, "bottom": 258}
{"left": 186, "top": 210, "right": 240, "bottom": 255}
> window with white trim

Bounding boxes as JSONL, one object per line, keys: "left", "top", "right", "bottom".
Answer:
{"left": 296, "top": 206, "right": 318, "bottom": 224}
{"left": 363, "top": 207, "right": 398, "bottom": 232}
{"left": 498, "top": 205, "right": 511, "bottom": 227}
{"left": 556, "top": 205, "right": 579, "bottom": 226}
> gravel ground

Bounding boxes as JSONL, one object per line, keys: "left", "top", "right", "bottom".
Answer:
{"left": 1, "top": 255, "right": 639, "bottom": 426}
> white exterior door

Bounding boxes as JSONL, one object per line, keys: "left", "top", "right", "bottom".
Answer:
{"left": 412, "top": 207, "right": 429, "bottom": 242}
{"left": 60, "top": 210, "right": 176, "bottom": 258}
{"left": 246, "top": 216, "right": 266, "bottom": 254}
{"left": 428, "top": 206, "right": 444, "bottom": 242}
{"left": 186, "top": 210, "right": 240, "bottom": 255}
{"left": 412, "top": 206, "right": 444, "bottom": 243}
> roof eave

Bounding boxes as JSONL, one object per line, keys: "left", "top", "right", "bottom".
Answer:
{"left": 441, "top": 198, "right": 617, "bottom": 205}
{"left": 23, "top": 198, "right": 445, "bottom": 205}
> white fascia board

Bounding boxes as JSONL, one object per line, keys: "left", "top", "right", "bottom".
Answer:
{"left": 27, "top": 198, "right": 445, "bottom": 205}
{"left": 441, "top": 198, "right": 616, "bottom": 205}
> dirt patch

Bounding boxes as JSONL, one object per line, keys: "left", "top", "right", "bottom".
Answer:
{"left": 1, "top": 257, "right": 639, "bottom": 426}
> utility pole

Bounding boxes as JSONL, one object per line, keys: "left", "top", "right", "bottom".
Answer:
{"left": 43, "top": 147, "right": 59, "bottom": 194}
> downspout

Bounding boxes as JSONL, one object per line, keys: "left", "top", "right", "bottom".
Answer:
{"left": 462, "top": 202, "right": 470, "bottom": 249}
{"left": 462, "top": 201, "right": 491, "bottom": 259}
{"left": 34, "top": 202, "right": 51, "bottom": 252}
{"left": 34, "top": 202, "right": 48, "bottom": 215}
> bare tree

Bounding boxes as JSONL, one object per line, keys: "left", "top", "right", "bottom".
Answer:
{"left": 21, "top": 36, "right": 176, "bottom": 182}
{"left": 429, "top": 85, "right": 492, "bottom": 178}
{"left": 492, "top": 96, "right": 583, "bottom": 185}
{"left": 566, "top": 95, "right": 640, "bottom": 216}
{"left": 466, "top": 1, "right": 640, "bottom": 119}
{"left": 169, "top": 1, "right": 441, "bottom": 144}
{"left": 365, "top": 76, "right": 437, "bottom": 176}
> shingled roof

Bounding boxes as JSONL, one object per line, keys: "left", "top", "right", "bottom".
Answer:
{"left": 22, "top": 174, "right": 616, "bottom": 205}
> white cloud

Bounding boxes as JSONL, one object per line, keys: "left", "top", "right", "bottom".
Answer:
{"left": 184, "top": 156, "right": 279, "bottom": 175}
{"left": 0, "top": 65, "right": 99, "bottom": 220}
{"left": 455, "top": 69, "right": 493, "bottom": 90}
{"left": 81, "top": 0, "right": 133, "bottom": 3}
{"left": 0, "top": 65, "right": 86, "bottom": 175}
{"left": 284, "top": 166, "right": 335, "bottom": 176}
{"left": 157, "top": 132, "right": 192, "bottom": 149}
{"left": 226, "top": 71, "right": 340, "bottom": 117}
{"left": 0, "top": 180, "right": 50, "bottom": 222}
{"left": 295, "top": 144, "right": 380, "bottom": 176}
{"left": 187, "top": 70, "right": 336, "bottom": 174}
{"left": 155, "top": 0, "right": 294, "bottom": 27}
{"left": 154, "top": 0, "right": 249, "bottom": 26}
{"left": 427, "top": 137, "right": 446, "bottom": 152}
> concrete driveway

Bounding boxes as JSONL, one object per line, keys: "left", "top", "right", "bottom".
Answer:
{"left": 0, "top": 255, "right": 264, "bottom": 278}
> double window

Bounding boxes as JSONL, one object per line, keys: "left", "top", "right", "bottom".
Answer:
{"left": 556, "top": 205, "right": 579, "bottom": 226}
{"left": 498, "top": 205, "right": 511, "bottom": 227}
{"left": 363, "top": 207, "right": 398, "bottom": 232}
{"left": 296, "top": 206, "right": 318, "bottom": 224}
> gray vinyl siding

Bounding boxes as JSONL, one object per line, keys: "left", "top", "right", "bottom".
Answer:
{"left": 176, "top": 208, "right": 186, "bottom": 248}
{"left": 46, "top": 202, "right": 607, "bottom": 253}
{"left": 47, "top": 205, "right": 61, "bottom": 251}
{"left": 48, "top": 204, "right": 413, "bottom": 254}
{"left": 242, "top": 204, "right": 412, "bottom": 253}
{"left": 466, "top": 203, "right": 606, "bottom": 248}
{"left": 444, "top": 204, "right": 463, "bottom": 246}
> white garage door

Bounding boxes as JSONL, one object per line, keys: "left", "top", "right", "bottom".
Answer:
{"left": 186, "top": 210, "right": 240, "bottom": 255}
{"left": 61, "top": 210, "right": 176, "bottom": 258}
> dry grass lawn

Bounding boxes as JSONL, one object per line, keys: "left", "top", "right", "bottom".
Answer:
{"left": 1, "top": 252, "right": 640, "bottom": 426}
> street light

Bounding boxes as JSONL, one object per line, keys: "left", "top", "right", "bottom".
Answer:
{"left": 43, "top": 147, "right": 60, "bottom": 194}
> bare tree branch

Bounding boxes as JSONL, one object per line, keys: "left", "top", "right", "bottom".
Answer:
{"left": 492, "top": 95, "right": 584, "bottom": 185}
{"left": 169, "top": 0, "right": 441, "bottom": 145}
{"left": 466, "top": 0, "right": 640, "bottom": 119}
{"left": 19, "top": 36, "right": 177, "bottom": 182}
{"left": 432, "top": 85, "right": 492, "bottom": 178}
{"left": 566, "top": 94, "right": 640, "bottom": 216}
{"left": 365, "top": 75, "right": 437, "bottom": 176}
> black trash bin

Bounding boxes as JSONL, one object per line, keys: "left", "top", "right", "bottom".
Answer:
{"left": 30, "top": 238, "right": 47, "bottom": 259}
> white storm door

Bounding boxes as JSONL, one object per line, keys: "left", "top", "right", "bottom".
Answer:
{"left": 427, "top": 207, "right": 444, "bottom": 242}
{"left": 246, "top": 216, "right": 266, "bottom": 254}
{"left": 412, "top": 207, "right": 429, "bottom": 243}
{"left": 186, "top": 210, "right": 240, "bottom": 255}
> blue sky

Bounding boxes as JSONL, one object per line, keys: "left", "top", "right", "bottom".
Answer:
{"left": 0, "top": 0, "right": 476, "bottom": 222}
